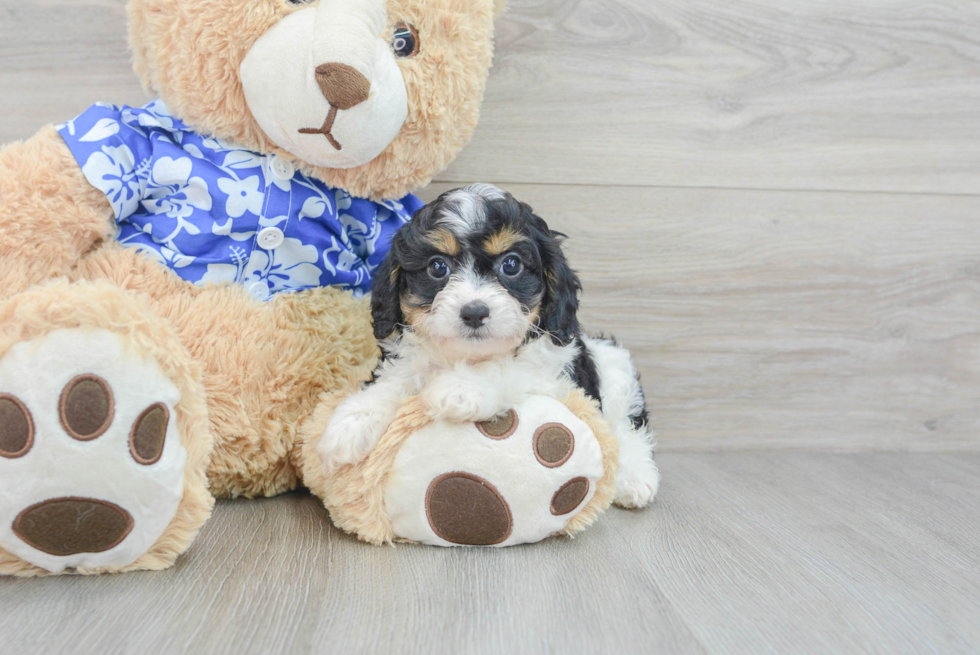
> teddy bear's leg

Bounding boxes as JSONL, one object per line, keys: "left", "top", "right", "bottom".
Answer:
{"left": 0, "top": 279, "right": 213, "bottom": 576}
{"left": 0, "top": 126, "right": 115, "bottom": 298}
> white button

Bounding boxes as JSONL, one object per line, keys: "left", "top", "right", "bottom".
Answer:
{"left": 270, "top": 156, "right": 295, "bottom": 181}
{"left": 248, "top": 281, "right": 270, "bottom": 301}
{"left": 257, "top": 226, "right": 284, "bottom": 250}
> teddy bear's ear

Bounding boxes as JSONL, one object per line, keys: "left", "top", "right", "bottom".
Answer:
{"left": 493, "top": 0, "right": 507, "bottom": 18}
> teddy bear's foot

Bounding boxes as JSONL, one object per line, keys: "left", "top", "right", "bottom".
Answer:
{"left": 0, "top": 328, "right": 193, "bottom": 574}
{"left": 383, "top": 396, "right": 607, "bottom": 547}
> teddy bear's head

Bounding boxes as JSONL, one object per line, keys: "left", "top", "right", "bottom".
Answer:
{"left": 127, "top": 0, "right": 505, "bottom": 200}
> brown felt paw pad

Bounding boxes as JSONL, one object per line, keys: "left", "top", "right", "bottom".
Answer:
{"left": 395, "top": 404, "right": 601, "bottom": 547}
{"left": 0, "top": 394, "right": 34, "bottom": 459}
{"left": 425, "top": 472, "right": 513, "bottom": 546}
{"left": 534, "top": 423, "right": 574, "bottom": 467}
{"left": 50, "top": 375, "right": 170, "bottom": 466}
{"left": 13, "top": 497, "right": 134, "bottom": 557}
{"left": 130, "top": 403, "right": 169, "bottom": 466}
{"left": 476, "top": 408, "right": 518, "bottom": 440}
{"left": 59, "top": 374, "right": 114, "bottom": 441}
{"left": 551, "top": 477, "right": 590, "bottom": 516}
{"left": 2, "top": 376, "right": 173, "bottom": 557}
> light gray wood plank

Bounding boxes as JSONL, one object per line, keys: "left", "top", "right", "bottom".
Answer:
{"left": 440, "top": 0, "right": 980, "bottom": 194}
{"left": 0, "top": 491, "right": 703, "bottom": 655}
{"left": 3, "top": 0, "right": 980, "bottom": 195}
{"left": 616, "top": 453, "right": 980, "bottom": 654}
{"left": 1, "top": 454, "right": 978, "bottom": 654}
{"left": 0, "top": 0, "right": 149, "bottom": 143}
{"left": 422, "top": 183, "right": 980, "bottom": 452}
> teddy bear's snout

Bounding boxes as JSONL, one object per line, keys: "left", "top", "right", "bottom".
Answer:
{"left": 314, "top": 63, "right": 370, "bottom": 111}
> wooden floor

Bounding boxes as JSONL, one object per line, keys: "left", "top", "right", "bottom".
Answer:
{"left": 2, "top": 0, "right": 980, "bottom": 451}
{"left": 0, "top": 453, "right": 977, "bottom": 655}
{"left": 2, "top": 0, "right": 980, "bottom": 653}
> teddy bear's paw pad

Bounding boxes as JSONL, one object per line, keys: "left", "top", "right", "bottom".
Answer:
{"left": 385, "top": 396, "right": 605, "bottom": 547}
{"left": 0, "top": 394, "right": 34, "bottom": 458}
{"left": 13, "top": 498, "right": 133, "bottom": 556}
{"left": 59, "top": 375, "right": 114, "bottom": 441}
{"left": 0, "top": 329, "right": 188, "bottom": 573}
{"left": 551, "top": 477, "right": 590, "bottom": 515}
{"left": 533, "top": 423, "right": 574, "bottom": 467}
{"left": 475, "top": 408, "right": 518, "bottom": 440}
{"left": 425, "top": 473, "right": 513, "bottom": 546}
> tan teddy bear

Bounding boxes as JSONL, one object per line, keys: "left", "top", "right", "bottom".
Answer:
{"left": 0, "top": 0, "right": 619, "bottom": 576}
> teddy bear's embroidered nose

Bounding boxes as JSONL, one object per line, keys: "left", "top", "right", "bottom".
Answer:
{"left": 314, "top": 63, "right": 370, "bottom": 110}
{"left": 299, "top": 63, "right": 372, "bottom": 150}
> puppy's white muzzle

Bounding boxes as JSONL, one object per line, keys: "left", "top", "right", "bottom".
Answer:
{"left": 423, "top": 274, "right": 530, "bottom": 360}
{"left": 240, "top": 0, "right": 408, "bottom": 169}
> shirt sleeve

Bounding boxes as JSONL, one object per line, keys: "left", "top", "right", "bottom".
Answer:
{"left": 57, "top": 104, "right": 153, "bottom": 222}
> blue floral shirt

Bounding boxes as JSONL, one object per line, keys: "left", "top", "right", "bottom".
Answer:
{"left": 57, "top": 100, "right": 422, "bottom": 301}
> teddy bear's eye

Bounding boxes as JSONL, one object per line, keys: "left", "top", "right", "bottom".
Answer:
{"left": 391, "top": 23, "right": 420, "bottom": 58}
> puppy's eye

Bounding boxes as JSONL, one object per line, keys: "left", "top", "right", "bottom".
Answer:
{"left": 499, "top": 256, "right": 523, "bottom": 277}
{"left": 391, "top": 23, "right": 420, "bottom": 58}
{"left": 428, "top": 257, "right": 450, "bottom": 279}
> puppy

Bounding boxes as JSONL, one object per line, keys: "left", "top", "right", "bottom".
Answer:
{"left": 318, "top": 184, "right": 660, "bottom": 508}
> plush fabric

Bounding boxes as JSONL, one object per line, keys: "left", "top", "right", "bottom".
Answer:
{"left": 0, "top": 280, "right": 213, "bottom": 576}
{"left": 58, "top": 101, "right": 423, "bottom": 297}
{"left": 0, "top": 0, "right": 616, "bottom": 575}
{"left": 70, "top": 243, "right": 380, "bottom": 500}
{"left": 0, "top": 127, "right": 115, "bottom": 299}
{"left": 295, "top": 390, "right": 618, "bottom": 546}
{"left": 240, "top": 3, "right": 410, "bottom": 170}
{"left": 127, "top": 0, "right": 500, "bottom": 201}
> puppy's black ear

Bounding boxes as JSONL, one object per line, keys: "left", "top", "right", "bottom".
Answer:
{"left": 529, "top": 205, "right": 582, "bottom": 346}
{"left": 371, "top": 238, "right": 405, "bottom": 340}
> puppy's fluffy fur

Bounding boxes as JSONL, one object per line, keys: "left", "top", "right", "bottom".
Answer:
{"left": 318, "top": 184, "right": 660, "bottom": 508}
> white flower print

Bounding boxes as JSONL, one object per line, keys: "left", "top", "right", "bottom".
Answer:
{"left": 211, "top": 218, "right": 256, "bottom": 242}
{"left": 159, "top": 245, "right": 195, "bottom": 268}
{"left": 299, "top": 192, "right": 333, "bottom": 220}
{"left": 199, "top": 264, "right": 239, "bottom": 286}
{"left": 143, "top": 157, "right": 212, "bottom": 220}
{"left": 339, "top": 211, "right": 381, "bottom": 259}
{"left": 81, "top": 144, "right": 143, "bottom": 218}
{"left": 217, "top": 175, "right": 264, "bottom": 218}
{"left": 224, "top": 150, "right": 265, "bottom": 173}
{"left": 245, "top": 238, "right": 322, "bottom": 293}
{"left": 199, "top": 246, "right": 251, "bottom": 287}
{"left": 79, "top": 118, "right": 120, "bottom": 142}
{"left": 335, "top": 189, "right": 353, "bottom": 212}
{"left": 122, "top": 101, "right": 176, "bottom": 132}
{"left": 61, "top": 101, "right": 418, "bottom": 297}
{"left": 124, "top": 242, "right": 194, "bottom": 269}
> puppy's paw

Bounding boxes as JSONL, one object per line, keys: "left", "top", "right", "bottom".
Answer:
{"left": 317, "top": 406, "right": 389, "bottom": 473}
{"left": 613, "top": 460, "right": 661, "bottom": 509}
{"left": 421, "top": 375, "right": 498, "bottom": 423}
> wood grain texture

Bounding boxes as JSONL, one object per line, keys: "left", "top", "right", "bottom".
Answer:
{"left": 3, "top": 0, "right": 980, "bottom": 194}
{"left": 440, "top": 0, "right": 980, "bottom": 193}
{"left": 0, "top": 0, "right": 149, "bottom": 144}
{"left": 0, "top": 453, "right": 977, "bottom": 654}
{"left": 422, "top": 183, "right": 980, "bottom": 452}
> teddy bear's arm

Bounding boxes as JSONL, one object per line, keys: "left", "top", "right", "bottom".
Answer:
{"left": 0, "top": 126, "right": 115, "bottom": 298}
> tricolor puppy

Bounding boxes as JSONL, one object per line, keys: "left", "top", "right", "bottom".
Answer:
{"left": 318, "top": 184, "right": 660, "bottom": 508}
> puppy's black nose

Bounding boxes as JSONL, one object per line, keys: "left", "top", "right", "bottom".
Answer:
{"left": 460, "top": 302, "right": 490, "bottom": 329}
